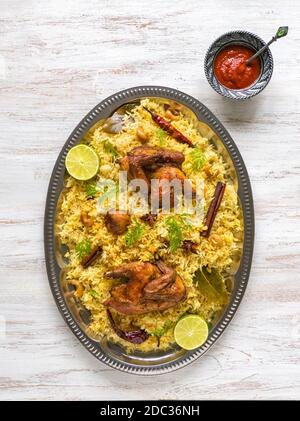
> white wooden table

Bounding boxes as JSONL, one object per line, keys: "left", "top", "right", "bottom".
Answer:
{"left": 1, "top": 0, "right": 299, "bottom": 401}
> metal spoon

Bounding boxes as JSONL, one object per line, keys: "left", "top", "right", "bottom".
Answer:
{"left": 246, "top": 26, "right": 288, "bottom": 65}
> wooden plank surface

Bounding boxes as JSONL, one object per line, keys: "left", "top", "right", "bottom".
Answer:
{"left": 0, "top": 0, "right": 299, "bottom": 400}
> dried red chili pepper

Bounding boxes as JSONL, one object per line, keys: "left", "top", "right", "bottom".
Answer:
{"left": 201, "top": 182, "right": 226, "bottom": 238}
{"left": 107, "top": 310, "right": 149, "bottom": 344}
{"left": 143, "top": 107, "right": 194, "bottom": 148}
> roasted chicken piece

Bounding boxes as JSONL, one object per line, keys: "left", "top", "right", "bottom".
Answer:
{"left": 119, "top": 146, "right": 184, "bottom": 183}
{"left": 105, "top": 210, "right": 131, "bottom": 235}
{"left": 151, "top": 166, "right": 188, "bottom": 183}
{"left": 127, "top": 146, "right": 184, "bottom": 167}
{"left": 150, "top": 166, "right": 196, "bottom": 207}
{"left": 119, "top": 146, "right": 194, "bottom": 207}
{"left": 103, "top": 261, "right": 186, "bottom": 315}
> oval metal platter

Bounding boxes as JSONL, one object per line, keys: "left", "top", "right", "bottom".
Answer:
{"left": 44, "top": 86, "right": 254, "bottom": 375}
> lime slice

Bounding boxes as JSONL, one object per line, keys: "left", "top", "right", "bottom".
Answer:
{"left": 65, "top": 145, "right": 99, "bottom": 181}
{"left": 174, "top": 315, "right": 208, "bottom": 350}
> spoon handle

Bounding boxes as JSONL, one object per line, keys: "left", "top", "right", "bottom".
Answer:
{"left": 246, "top": 26, "right": 288, "bottom": 65}
{"left": 247, "top": 38, "right": 276, "bottom": 64}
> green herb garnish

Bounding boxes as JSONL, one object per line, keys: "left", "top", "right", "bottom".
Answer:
{"left": 75, "top": 239, "right": 91, "bottom": 259}
{"left": 189, "top": 146, "right": 206, "bottom": 171}
{"left": 125, "top": 220, "right": 145, "bottom": 246}
{"left": 165, "top": 215, "right": 192, "bottom": 253}
{"left": 165, "top": 217, "right": 183, "bottom": 252}
{"left": 156, "top": 128, "right": 166, "bottom": 146}
{"left": 103, "top": 139, "right": 119, "bottom": 157}
{"left": 90, "top": 290, "right": 98, "bottom": 299}
{"left": 85, "top": 183, "right": 98, "bottom": 198}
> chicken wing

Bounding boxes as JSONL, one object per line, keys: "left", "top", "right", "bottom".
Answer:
{"left": 119, "top": 146, "right": 194, "bottom": 208}
{"left": 150, "top": 166, "right": 196, "bottom": 208}
{"left": 103, "top": 261, "right": 186, "bottom": 315}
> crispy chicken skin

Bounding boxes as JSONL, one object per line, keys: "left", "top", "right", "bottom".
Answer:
{"left": 119, "top": 146, "right": 184, "bottom": 186}
{"left": 104, "top": 211, "right": 131, "bottom": 235}
{"left": 119, "top": 146, "right": 194, "bottom": 206}
{"left": 150, "top": 166, "right": 196, "bottom": 207}
{"left": 127, "top": 146, "right": 184, "bottom": 168}
{"left": 151, "top": 166, "right": 188, "bottom": 183}
{"left": 103, "top": 261, "right": 186, "bottom": 315}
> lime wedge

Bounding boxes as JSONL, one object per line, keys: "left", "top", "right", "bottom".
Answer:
{"left": 174, "top": 315, "right": 208, "bottom": 350}
{"left": 65, "top": 145, "right": 99, "bottom": 181}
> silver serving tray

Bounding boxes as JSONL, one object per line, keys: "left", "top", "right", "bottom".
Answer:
{"left": 44, "top": 86, "right": 254, "bottom": 375}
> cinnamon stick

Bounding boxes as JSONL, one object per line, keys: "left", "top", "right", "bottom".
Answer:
{"left": 81, "top": 245, "right": 103, "bottom": 268}
{"left": 201, "top": 182, "right": 226, "bottom": 238}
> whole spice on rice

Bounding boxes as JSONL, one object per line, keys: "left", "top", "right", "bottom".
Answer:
{"left": 182, "top": 240, "right": 199, "bottom": 254}
{"left": 140, "top": 213, "right": 157, "bottom": 227}
{"left": 107, "top": 310, "right": 149, "bottom": 344}
{"left": 143, "top": 107, "right": 194, "bottom": 147}
{"left": 201, "top": 182, "right": 226, "bottom": 238}
{"left": 81, "top": 245, "right": 103, "bottom": 268}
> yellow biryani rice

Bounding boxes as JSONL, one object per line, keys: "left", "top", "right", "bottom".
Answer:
{"left": 56, "top": 98, "right": 243, "bottom": 352}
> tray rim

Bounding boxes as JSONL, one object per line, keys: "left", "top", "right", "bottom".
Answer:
{"left": 44, "top": 85, "right": 254, "bottom": 375}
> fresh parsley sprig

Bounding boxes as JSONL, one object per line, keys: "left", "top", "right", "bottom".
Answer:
{"left": 103, "top": 139, "right": 119, "bottom": 157}
{"left": 189, "top": 146, "right": 206, "bottom": 171}
{"left": 75, "top": 239, "right": 91, "bottom": 259}
{"left": 90, "top": 290, "right": 99, "bottom": 299}
{"left": 165, "top": 214, "right": 192, "bottom": 253}
{"left": 156, "top": 128, "right": 167, "bottom": 146}
{"left": 85, "top": 183, "right": 98, "bottom": 198}
{"left": 125, "top": 219, "right": 145, "bottom": 246}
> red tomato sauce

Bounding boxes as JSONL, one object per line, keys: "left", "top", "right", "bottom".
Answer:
{"left": 214, "top": 45, "right": 261, "bottom": 90}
